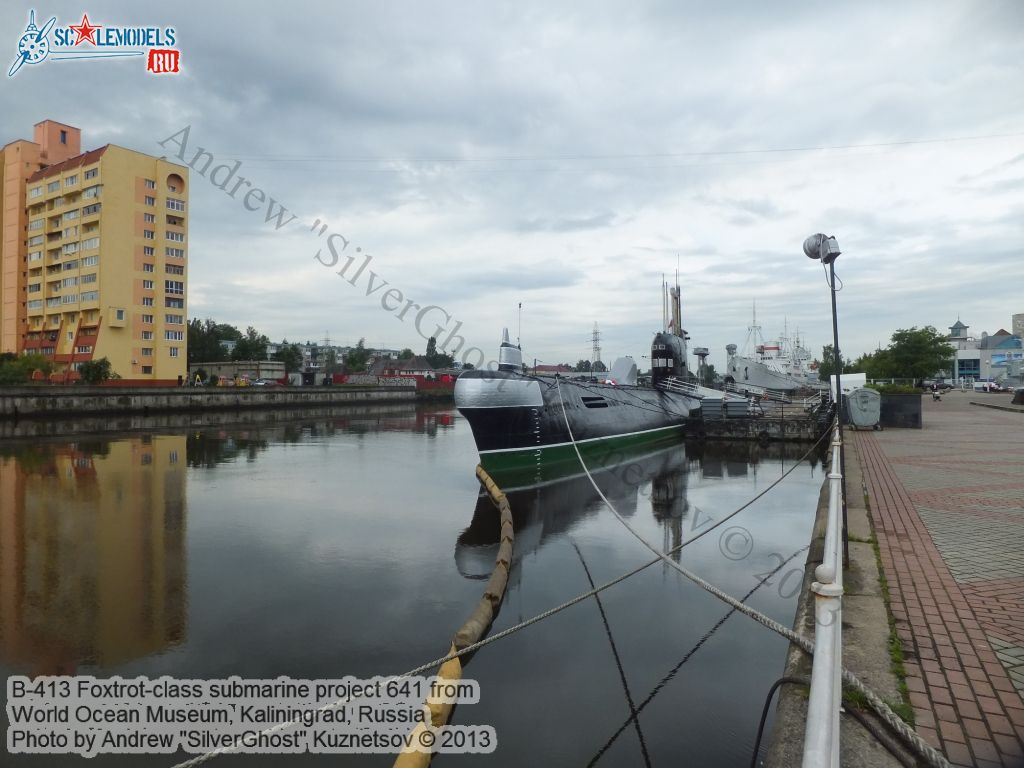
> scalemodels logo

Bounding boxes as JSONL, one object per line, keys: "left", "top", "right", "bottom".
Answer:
{"left": 8, "top": 9, "right": 180, "bottom": 77}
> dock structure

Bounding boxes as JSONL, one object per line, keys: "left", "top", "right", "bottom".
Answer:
{"left": 856, "top": 391, "right": 1024, "bottom": 766}
{"left": 691, "top": 398, "right": 833, "bottom": 443}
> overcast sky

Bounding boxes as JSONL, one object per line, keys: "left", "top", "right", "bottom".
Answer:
{"left": 3, "top": 1, "right": 1022, "bottom": 370}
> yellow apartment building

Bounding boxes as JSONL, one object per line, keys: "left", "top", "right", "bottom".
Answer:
{"left": 1, "top": 120, "right": 189, "bottom": 385}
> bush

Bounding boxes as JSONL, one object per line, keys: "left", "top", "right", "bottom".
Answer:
{"left": 0, "top": 353, "right": 54, "bottom": 385}
{"left": 78, "top": 357, "right": 113, "bottom": 385}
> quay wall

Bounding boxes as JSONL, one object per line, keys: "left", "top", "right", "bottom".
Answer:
{"left": 0, "top": 385, "right": 416, "bottom": 420}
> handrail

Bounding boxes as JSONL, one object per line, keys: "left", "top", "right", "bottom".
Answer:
{"left": 802, "top": 421, "right": 844, "bottom": 767}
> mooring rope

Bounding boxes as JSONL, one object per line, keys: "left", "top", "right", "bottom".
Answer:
{"left": 553, "top": 378, "right": 949, "bottom": 768}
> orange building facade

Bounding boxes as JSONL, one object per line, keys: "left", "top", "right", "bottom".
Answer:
{"left": 0, "top": 120, "right": 189, "bottom": 385}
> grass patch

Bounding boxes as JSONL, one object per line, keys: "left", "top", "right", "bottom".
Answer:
{"left": 847, "top": 533, "right": 874, "bottom": 544}
{"left": 870, "top": 523, "right": 915, "bottom": 727}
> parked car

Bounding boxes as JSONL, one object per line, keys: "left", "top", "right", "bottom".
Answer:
{"left": 251, "top": 378, "right": 277, "bottom": 387}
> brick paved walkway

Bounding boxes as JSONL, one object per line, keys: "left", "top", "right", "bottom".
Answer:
{"left": 854, "top": 391, "right": 1024, "bottom": 767}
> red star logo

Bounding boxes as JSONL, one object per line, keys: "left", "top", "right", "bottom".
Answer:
{"left": 69, "top": 13, "right": 102, "bottom": 46}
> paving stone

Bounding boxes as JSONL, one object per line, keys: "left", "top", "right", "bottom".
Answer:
{"left": 854, "top": 393, "right": 1024, "bottom": 765}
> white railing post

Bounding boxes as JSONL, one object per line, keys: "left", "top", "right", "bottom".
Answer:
{"left": 803, "top": 424, "right": 844, "bottom": 767}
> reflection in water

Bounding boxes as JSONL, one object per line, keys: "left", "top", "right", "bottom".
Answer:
{"left": 456, "top": 437, "right": 826, "bottom": 579}
{"left": 0, "top": 437, "right": 187, "bottom": 675}
{"left": 0, "top": 406, "right": 459, "bottom": 677}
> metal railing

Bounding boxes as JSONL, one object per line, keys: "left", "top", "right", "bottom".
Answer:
{"left": 802, "top": 421, "right": 844, "bottom": 767}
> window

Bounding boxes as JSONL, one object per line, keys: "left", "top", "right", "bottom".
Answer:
{"left": 141, "top": 348, "right": 153, "bottom": 357}
{"left": 61, "top": 294, "right": 78, "bottom": 304}
{"left": 143, "top": 263, "right": 155, "bottom": 273}
{"left": 167, "top": 198, "right": 186, "bottom": 212}
{"left": 144, "top": 179, "right": 156, "bottom": 189}
{"left": 80, "top": 290, "right": 98, "bottom": 301}
{"left": 62, "top": 242, "right": 79, "bottom": 255}
{"left": 63, "top": 260, "right": 79, "bottom": 270}
{"left": 165, "top": 313, "right": 183, "bottom": 324}
{"left": 143, "top": 230, "right": 155, "bottom": 240}
{"left": 169, "top": 347, "right": 179, "bottom": 358}
{"left": 165, "top": 330, "right": 184, "bottom": 341}
{"left": 165, "top": 297, "right": 184, "bottom": 308}
{"left": 60, "top": 130, "right": 67, "bottom": 144}
{"left": 81, "top": 272, "right": 97, "bottom": 284}
{"left": 165, "top": 247, "right": 185, "bottom": 258}
{"left": 166, "top": 264, "right": 184, "bottom": 275}
{"left": 28, "top": 219, "right": 44, "bottom": 231}
{"left": 28, "top": 235, "right": 44, "bottom": 246}
{"left": 62, "top": 227, "right": 78, "bottom": 239}
{"left": 82, "top": 203, "right": 101, "bottom": 215}
{"left": 81, "top": 255, "right": 98, "bottom": 267}
{"left": 167, "top": 231, "right": 185, "bottom": 242}
{"left": 48, "top": 181, "right": 60, "bottom": 193}
{"left": 28, "top": 283, "right": 41, "bottom": 293}
{"left": 164, "top": 280, "right": 184, "bottom": 295}
{"left": 76, "top": 345, "right": 92, "bottom": 354}
{"left": 28, "top": 251, "right": 42, "bottom": 262}
{"left": 142, "top": 366, "right": 153, "bottom": 374}
{"left": 144, "top": 196, "right": 155, "bottom": 206}
{"left": 82, "top": 185, "right": 101, "bottom": 199}
{"left": 65, "top": 175, "right": 77, "bottom": 186}
{"left": 143, "top": 279, "right": 154, "bottom": 290}
{"left": 62, "top": 277, "right": 78, "bottom": 287}
{"left": 27, "top": 299, "right": 43, "bottom": 310}
{"left": 63, "top": 209, "right": 79, "bottom": 221}
{"left": 144, "top": 213, "right": 155, "bottom": 223}
{"left": 141, "top": 331, "right": 154, "bottom": 340}
{"left": 82, "top": 237, "right": 99, "bottom": 249}
{"left": 30, "top": 186, "right": 43, "bottom": 198}
{"left": 115, "top": 309, "right": 125, "bottom": 321}
{"left": 84, "top": 168, "right": 98, "bottom": 180}
{"left": 143, "top": 246, "right": 154, "bottom": 256}
{"left": 142, "top": 314, "right": 153, "bottom": 323}
{"left": 142, "top": 297, "right": 154, "bottom": 306}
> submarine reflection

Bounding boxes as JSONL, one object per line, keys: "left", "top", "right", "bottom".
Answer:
{"left": 455, "top": 438, "right": 826, "bottom": 580}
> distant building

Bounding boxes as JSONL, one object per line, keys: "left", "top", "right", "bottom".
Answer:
{"left": 533, "top": 363, "right": 574, "bottom": 374}
{"left": 947, "top": 318, "right": 1023, "bottom": 383}
{"left": 1, "top": 120, "right": 189, "bottom": 384}
{"left": 369, "top": 356, "right": 435, "bottom": 377}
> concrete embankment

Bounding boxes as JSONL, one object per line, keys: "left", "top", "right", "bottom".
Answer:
{"left": 0, "top": 385, "right": 416, "bottom": 420}
{"left": 765, "top": 434, "right": 915, "bottom": 767}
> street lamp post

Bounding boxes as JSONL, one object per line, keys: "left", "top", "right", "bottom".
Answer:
{"left": 804, "top": 233, "right": 849, "bottom": 567}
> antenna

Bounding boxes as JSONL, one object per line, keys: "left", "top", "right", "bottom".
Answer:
{"left": 591, "top": 322, "right": 602, "bottom": 365}
{"left": 662, "top": 274, "right": 667, "bottom": 333}
{"left": 517, "top": 302, "right": 522, "bottom": 348}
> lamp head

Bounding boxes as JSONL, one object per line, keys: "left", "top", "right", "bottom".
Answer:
{"left": 803, "top": 233, "right": 841, "bottom": 264}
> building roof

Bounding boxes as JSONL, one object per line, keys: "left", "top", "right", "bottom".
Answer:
{"left": 26, "top": 145, "right": 108, "bottom": 183}
{"left": 369, "top": 356, "right": 435, "bottom": 375}
{"left": 949, "top": 319, "right": 968, "bottom": 333}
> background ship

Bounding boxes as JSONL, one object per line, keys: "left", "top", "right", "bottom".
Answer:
{"left": 725, "top": 307, "right": 823, "bottom": 393}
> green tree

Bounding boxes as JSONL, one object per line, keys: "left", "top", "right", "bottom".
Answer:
{"left": 231, "top": 326, "right": 269, "bottom": 361}
{"left": 883, "top": 326, "right": 954, "bottom": 379}
{"left": 815, "top": 344, "right": 842, "bottom": 378}
{"left": 592, "top": 360, "right": 607, "bottom": 373}
{"left": 0, "top": 353, "right": 54, "bottom": 385}
{"left": 344, "top": 339, "right": 371, "bottom": 372}
{"left": 700, "top": 363, "right": 718, "bottom": 387}
{"left": 272, "top": 340, "right": 303, "bottom": 373}
{"left": 400, "top": 348, "right": 414, "bottom": 359}
{"left": 78, "top": 357, "right": 113, "bottom": 385}
{"left": 424, "top": 336, "right": 454, "bottom": 368}
{"left": 575, "top": 359, "right": 591, "bottom": 372}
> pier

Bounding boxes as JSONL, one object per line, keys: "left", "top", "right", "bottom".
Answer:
{"left": 769, "top": 389, "right": 1024, "bottom": 766}
{"left": 0, "top": 384, "right": 416, "bottom": 420}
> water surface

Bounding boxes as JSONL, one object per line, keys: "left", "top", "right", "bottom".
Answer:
{"left": 0, "top": 404, "right": 825, "bottom": 766}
